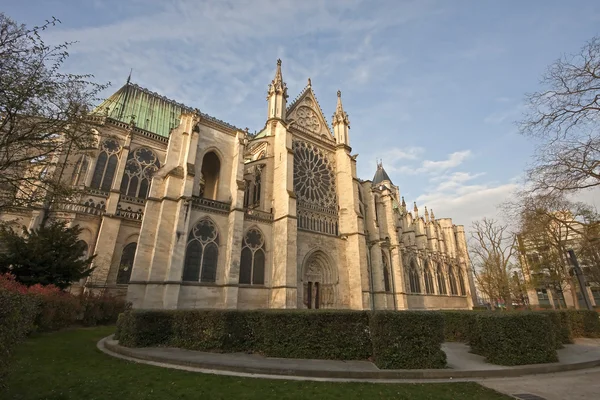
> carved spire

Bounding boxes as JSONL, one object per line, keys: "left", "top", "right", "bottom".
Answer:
{"left": 332, "top": 90, "right": 350, "bottom": 128}
{"left": 401, "top": 196, "right": 406, "bottom": 212}
{"left": 424, "top": 206, "right": 430, "bottom": 222}
{"left": 267, "top": 58, "right": 288, "bottom": 99}
{"left": 430, "top": 208, "right": 435, "bottom": 221}
{"left": 413, "top": 201, "right": 419, "bottom": 218}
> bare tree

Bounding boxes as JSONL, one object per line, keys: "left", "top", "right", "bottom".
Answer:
{"left": 520, "top": 37, "right": 600, "bottom": 194}
{"left": 470, "top": 218, "right": 519, "bottom": 309}
{"left": 0, "top": 13, "right": 109, "bottom": 213}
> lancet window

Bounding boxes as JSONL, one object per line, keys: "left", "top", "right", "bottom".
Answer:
{"left": 120, "top": 147, "right": 160, "bottom": 199}
{"left": 71, "top": 155, "right": 90, "bottom": 186}
{"left": 382, "top": 251, "right": 391, "bottom": 292}
{"left": 408, "top": 260, "right": 421, "bottom": 294}
{"left": 91, "top": 139, "right": 120, "bottom": 191}
{"left": 239, "top": 228, "right": 266, "bottom": 285}
{"left": 182, "top": 219, "right": 219, "bottom": 283}
{"left": 117, "top": 243, "right": 137, "bottom": 284}
{"left": 458, "top": 268, "right": 466, "bottom": 296}
{"left": 449, "top": 265, "right": 459, "bottom": 295}
{"left": 424, "top": 262, "right": 435, "bottom": 294}
{"left": 437, "top": 264, "right": 447, "bottom": 295}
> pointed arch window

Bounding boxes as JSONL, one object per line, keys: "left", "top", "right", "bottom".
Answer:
{"left": 71, "top": 155, "right": 90, "bottom": 186}
{"left": 239, "top": 228, "right": 266, "bottom": 285}
{"left": 183, "top": 219, "right": 219, "bottom": 283}
{"left": 382, "top": 251, "right": 391, "bottom": 292}
{"left": 449, "top": 265, "right": 459, "bottom": 295}
{"left": 458, "top": 268, "right": 466, "bottom": 296}
{"left": 117, "top": 243, "right": 137, "bottom": 284}
{"left": 424, "top": 262, "right": 435, "bottom": 294}
{"left": 200, "top": 152, "right": 220, "bottom": 200}
{"left": 408, "top": 260, "right": 421, "bottom": 294}
{"left": 91, "top": 139, "right": 120, "bottom": 191}
{"left": 437, "top": 265, "right": 447, "bottom": 295}
{"left": 120, "top": 147, "right": 160, "bottom": 199}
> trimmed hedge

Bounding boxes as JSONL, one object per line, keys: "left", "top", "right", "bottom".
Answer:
{"left": 476, "top": 312, "right": 558, "bottom": 365}
{"left": 564, "top": 310, "right": 600, "bottom": 338}
{"left": 0, "top": 289, "right": 38, "bottom": 387}
{"left": 117, "top": 309, "right": 445, "bottom": 369}
{"left": 369, "top": 311, "right": 446, "bottom": 369}
{"left": 539, "top": 311, "right": 567, "bottom": 349}
{"left": 440, "top": 311, "right": 477, "bottom": 342}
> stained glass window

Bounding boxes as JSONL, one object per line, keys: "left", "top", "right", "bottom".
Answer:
{"left": 408, "top": 260, "right": 421, "bottom": 294}
{"left": 424, "top": 262, "right": 435, "bottom": 294}
{"left": 239, "top": 228, "right": 265, "bottom": 285}
{"left": 458, "top": 268, "right": 466, "bottom": 295}
{"left": 382, "top": 251, "right": 391, "bottom": 292}
{"left": 449, "top": 265, "right": 459, "bottom": 295}
{"left": 120, "top": 147, "right": 160, "bottom": 198}
{"left": 437, "top": 265, "right": 447, "bottom": 295}
{"left": 293, "top": 141, "right": 336, "bottom": 209}
{"left": 91, "top": 139, "right": 120, "bottom": 191}
{"left": 182, "top": 219, "right": 219, "bottom": 283}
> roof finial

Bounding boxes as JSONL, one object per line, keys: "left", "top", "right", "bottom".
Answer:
{"left": 424, "top": 206, "right": 430, "bottom": 222}
{"left": 414, "top": 201, "right": 419, "bottom": 217}
{"left": 127, "top": 68, "right": 133, "bottom": 85}
{"left": 268, "top": 59, "right": 288, "bottom": 99}
{"left": 332, "top": 89, "right": 349, "bottom": 127}
{"left": 308, "top": 77, "right": 311, "bottom": 86}
{"left": 430, "top": 208, "right": 435, "bottom": 221}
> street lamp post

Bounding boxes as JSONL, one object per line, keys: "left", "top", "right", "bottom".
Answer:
{"left": 567, "top": 249, "right": 593, "bottom": 311}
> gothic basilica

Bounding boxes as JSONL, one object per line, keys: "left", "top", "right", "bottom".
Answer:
{"left": 1, "top": 60, "right": 475, "bottom": 310}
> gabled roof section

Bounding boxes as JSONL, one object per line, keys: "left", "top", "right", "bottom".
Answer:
{"left": 286, "top": 79, "right": 333, "bottom": 138}
{"left": 94, "top": 81, "right": 239, "bottom": 137}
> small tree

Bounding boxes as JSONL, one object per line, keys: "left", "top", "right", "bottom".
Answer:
{"left": 0, "top": 221, "right": 95, "bottom": 289}
{"left": 0, "top": 13, "right": 109, "bottom": 212}
{"left": 470, "top": 218, "right": 519, "bottom": 309}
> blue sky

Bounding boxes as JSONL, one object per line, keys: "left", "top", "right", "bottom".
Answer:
{"left": 3, "top": 0, "right": 600, "bottom": 227}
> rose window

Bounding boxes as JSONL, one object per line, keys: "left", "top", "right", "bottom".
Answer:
{"left": 293, "top": 141, "right": 336, "bottom": 209}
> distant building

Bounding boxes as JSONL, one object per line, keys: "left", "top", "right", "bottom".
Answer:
{"left": 1, "top": 60, "right": 475, "bottom": 310}
{"left": 517, "top": 213, "right": 599, "bottom": 308}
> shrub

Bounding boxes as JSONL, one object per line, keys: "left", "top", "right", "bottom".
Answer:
{"left": 476, "top": 312, "right": 558, "bottom": 365}
{"left": 440, "top": 311, "right": 477, "bottom": 342}
{"left": 117, "top": 310, "right": 447, "bottom": 369}
{"left": 117, "top": 310, "right": 174, "bottom": 347}
{"left": 0, "top": 288, "right": 38, "bottom": 387}
{"left": 257, "top": 310, "right": 371, "bottom": 360}
{"left": 80, "top": 293, "right": 129, "bottom": 327}
{"left": 564, "top": 310, "right": 600, "bottom": 338}
{"left": 369, "top": 311, "right": 446, "bottom": 369}
{"left": 34, "top": 292, "right": 81, "bottom": 332}
{"left": 538, "top": 311, "right": 567, "bottom": 348}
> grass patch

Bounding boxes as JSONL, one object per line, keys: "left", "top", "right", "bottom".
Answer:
{"left": 3, "top": 326, "right": 512, "bottom": 400}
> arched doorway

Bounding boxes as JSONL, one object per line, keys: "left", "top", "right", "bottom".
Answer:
{"left": 301, "top": 250, "right": 336, "bottom": 309}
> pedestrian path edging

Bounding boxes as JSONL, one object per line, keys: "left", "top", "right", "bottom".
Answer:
{"left": 98, "top": 335, "right": 600, "bottom": 382}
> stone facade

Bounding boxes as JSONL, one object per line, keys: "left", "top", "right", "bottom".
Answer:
{"left": 0, "top": 60, "right": 475, "bottom": 310}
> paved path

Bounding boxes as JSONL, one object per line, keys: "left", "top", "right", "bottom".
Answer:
{"left": 478, "top": 367, "right": 600, "bottom": 400}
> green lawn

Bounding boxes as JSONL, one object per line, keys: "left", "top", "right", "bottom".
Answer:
{"left": 4, "top": 326, "right": 511, "bottom": 400}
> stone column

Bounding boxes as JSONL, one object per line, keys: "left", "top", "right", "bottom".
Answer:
{"left": 270, "top": 120, "right": 297, "bottom": 308}
{"left": 222, "top": 131, "right": 247, "bottom": 309}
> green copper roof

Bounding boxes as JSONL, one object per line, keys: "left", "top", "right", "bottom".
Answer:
{"left": 95, "top": 82, "right": 239, "bottom": 137}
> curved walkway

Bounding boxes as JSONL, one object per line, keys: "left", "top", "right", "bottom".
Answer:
{"left": 99, "top": 336, "right": 600, "bottom": 383}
